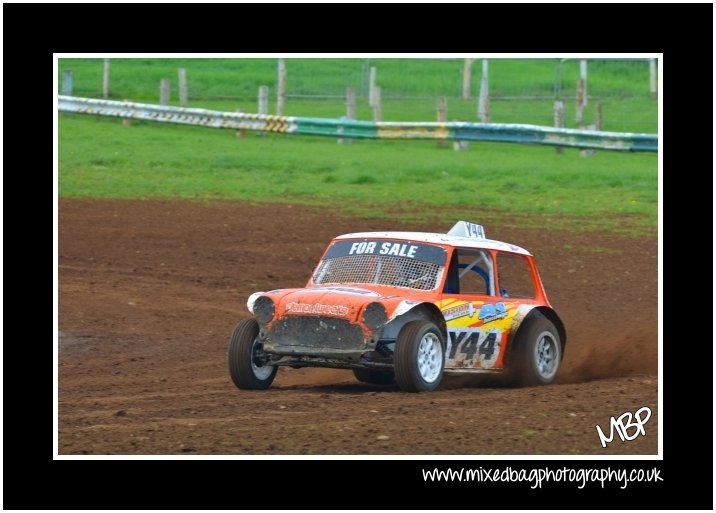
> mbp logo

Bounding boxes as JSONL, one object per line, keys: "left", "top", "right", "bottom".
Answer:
{"left": 595, "top": 407, "right": 652, "bottom": 448}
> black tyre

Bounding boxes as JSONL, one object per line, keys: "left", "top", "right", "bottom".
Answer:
{"left": 511, "top": 312, "right": 562, "bottom": 386}
{"left": 352, "top": 368, "right": 395, "bottom": 385}
{"left": 228, "top": 318, "right": 277, "bottom": 390}
{"left": 394, "top": 320, "right": 445, "bottom": 392}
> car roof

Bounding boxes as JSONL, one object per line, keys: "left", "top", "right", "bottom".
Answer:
{"left": 333, "top": 231, "right": 532, "bottom": 256}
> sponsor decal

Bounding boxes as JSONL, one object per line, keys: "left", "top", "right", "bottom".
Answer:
{"left": 478, "top": 302, "right": 508, "bottom": 323}
{"left": 443, "top": 302, "right": 476, "bottom": 321}
{"left": 286, "top": 302, "right": 349, "bottom": 317}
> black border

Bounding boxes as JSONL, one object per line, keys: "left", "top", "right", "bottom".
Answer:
{"left": 4, "top": 2, "right": 712, "bottom": 510}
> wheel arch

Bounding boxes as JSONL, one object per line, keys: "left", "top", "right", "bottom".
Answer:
{"left": 507, "top": 306, "right": 567, "bottom": 363}
{"left": 381, "top": 302, "right": 447, "bottom": 342}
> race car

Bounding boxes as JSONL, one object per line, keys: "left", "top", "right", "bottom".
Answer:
{"left": 228, "top": 221, "right": 565, "bottom": 392}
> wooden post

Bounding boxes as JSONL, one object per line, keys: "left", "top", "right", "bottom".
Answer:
{"left": 477, "top": 59, "right": 489, "bottom": 122}
{"left": 437, "top": 96, "right": 448, "bottom": 148}
{"left": 453, "top": 135, "right": 469, "bottom": 151}
{"left": 277, "top": 59, "right": 286, "bottom": 116}
{"left": 61, "top": 70, "right": 73, "bottom": 96}
{"left": 461, "top": 58, "right": 473, "bottom": 100}
{"left": 102, "top": 58, "right": 110, "bottom": 98}
{"left": 453, "top": 117, "right": 469, "bottom": 152}
{"left": 258, "top": 86, "right": 269, "bottom": 115}
{"left": 649, "top": 58, "right": 657, "bottom": 98}
{"left": 346, "top": 87, "right": 356, "bottom": 120}
{"left": 576, "top": 59, "right": 587, "bottom": 125}
{"left": 235, "top": 108, "right": 247, "bottom": 138}
{"left": 582, "top": 100, "right": 598, "bottom": 158}
{"left": 553, "top": 100, "right": 565, "bottom": 154}
{"left": 580, "top": 59, "right": 588, "bottom": 105}
{"left": 258, "top": 85, "right": 268, "bottom": 137}
{"left": 339, "top": 87, "right": 356, "bottom": 144}
{"left": 160, "top": 78, "right": 170, "bottom": 106}
{"left": 372, "top": 86, "right": 381, "bottom": 122}
{"left": 368, "top": 66, "right": 377, "bottom": 107}
{"left": 178, "top": 68, "right": 188, "bottom": 106}
{"left": 122, "top": 99, "right": 132, "bottom": 126}
{"left": 581, "top": 127, "right": 596, "bottom": 157}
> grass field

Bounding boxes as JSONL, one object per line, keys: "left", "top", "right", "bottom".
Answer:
{"left": 59, "top": 58, "right": 658, "bottom": 132}
{"left": 59, "top": 57, "right": 655, "bottom": 99}
{"left": 58, "top": 112, "right": 657, "bottom": 235}
{"left": 58, "top": 58, "right": 657, "bottom": 235}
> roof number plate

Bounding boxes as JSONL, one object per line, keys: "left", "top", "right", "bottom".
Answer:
{"left": 447, "top": 221, "right": 486, "bottom": 240}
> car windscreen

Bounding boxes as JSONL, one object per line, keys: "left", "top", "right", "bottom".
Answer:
{"left": 313, "top": 239, "right": 447, "bottom": 290}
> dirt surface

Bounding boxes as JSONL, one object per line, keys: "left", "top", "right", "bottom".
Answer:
{"left": 58, "top": 199, "right": 658, "bottom": 455}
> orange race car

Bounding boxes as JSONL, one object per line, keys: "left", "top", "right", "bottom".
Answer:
{"left": 228, "top": 221, "right": 566, "bottom": 392}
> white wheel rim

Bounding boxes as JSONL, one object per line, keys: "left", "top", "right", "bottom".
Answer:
{"left": 417, "top": 332, "right": 442, "bottom": 383}
{"left": 251, "top": 337, "right": 274, "bottom": 380}
{"left": 534, "top": 331, "right": 559, "bottom": 380}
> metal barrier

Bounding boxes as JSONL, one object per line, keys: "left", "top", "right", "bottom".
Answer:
{"left": 58, "top": 96, "right": 657, "bottom": 152}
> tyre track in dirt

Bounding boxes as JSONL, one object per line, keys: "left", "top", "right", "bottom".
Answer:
{"left": 59, "top": 199, "right": 658, "bottom": 455}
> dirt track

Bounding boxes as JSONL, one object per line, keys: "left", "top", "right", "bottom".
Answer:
{"left": 58, "top": 199, "right": 658, "bottom": 455}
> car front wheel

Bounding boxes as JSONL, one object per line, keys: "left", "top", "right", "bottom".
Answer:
{"left": 511, "top": 312, "right": 562, "bottom": 386}
{"left": 228, "top": 318, "right": 277, "bottom": 390}
{"left": 394, "top": 320, "right": 445, "bottom": 392}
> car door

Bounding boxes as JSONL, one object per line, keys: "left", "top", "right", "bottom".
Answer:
{"left": 439, "top": 247, "right": 511, "bottom": 371}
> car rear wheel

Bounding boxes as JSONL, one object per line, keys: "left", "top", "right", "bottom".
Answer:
{"left": 228, "top": 318, "right": 277, "bottom": 390}
{"left": 511, "top": 312, "right": 562, "bottom": 386}
{"left": 394, "top": 320, "right": 445, "bottom": 392}
{"left": 352, "top": 368, "right": 395, "bottom": 385}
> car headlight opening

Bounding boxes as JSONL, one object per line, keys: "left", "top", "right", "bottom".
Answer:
{"left": 362, "top": 302, "right": 388, "bottom": 330}
{"left": 253, "top": 295, "right": 276, "bottom": 324}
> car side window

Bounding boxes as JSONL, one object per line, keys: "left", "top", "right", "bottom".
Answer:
{"left": 497, "top": 253, "right": 535, "bottom": 299}
{"left": 445, "top": 248, "right": 494, "bottom": 295}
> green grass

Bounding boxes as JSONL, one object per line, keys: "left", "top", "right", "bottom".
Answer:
{"left": 60, "top": 57, "right": 656, "bottom": 98}
{"left": 170, "top": 97, "right": 655, "bottom": 134}
{"left": 59, "top": 57, "right": 657, "bottom": 133}
{"left": 58, "top": 58, "right": 657, "bottom": 235}
{"left": 59, "top": 113, "right": 657, "bottom": 235}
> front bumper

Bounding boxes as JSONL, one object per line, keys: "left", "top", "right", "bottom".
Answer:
{"left": 260, "top": 315, "right": 375, "bottom": 359}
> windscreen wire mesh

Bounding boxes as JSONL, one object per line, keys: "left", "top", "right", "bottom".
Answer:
{"left": 313, "top": 255, "right": 443, "bottom": 290}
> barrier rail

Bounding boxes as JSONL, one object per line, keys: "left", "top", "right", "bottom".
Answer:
{"left": 58, "top": 96, "right": 657, "bottom": 152}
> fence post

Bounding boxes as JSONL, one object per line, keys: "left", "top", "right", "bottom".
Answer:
{"left": 576, "top": 59, "right": 587, "bottom": 125}
{"left": 477, "top": 59, "right": 489, "bottom": 122}
{"left": 62, "top": 70, "right": 73, "bottom": 96}
{"left": 258, "top": 86, "right": 269, "bottom": 115}
{"left": 580, "top": 59, "right": 588, "bottom": 105}
{"left": 160, "top": 78, "right": 170, "bottom": 106}
{"left": 339, "top": 87, "right": 356, "bottom": 144}
{"left": 649, "top": 59, "right": 657, "bottom": 98}
{"left": 581, "top": 100, "right": 598, "bottom": 157}
{"left": 437, "top": 96, "right": 448, "bottom": 148}
{"left": 102, "top": 59, "right": 110, "bottom": 98}
{"left": 277, "top": 59, "right": 286, "bottom": 116}
{"left": 178, "top": 68, "right": 188, "bottom": 106}
{"left": 372, "top": 86, "right": 381, "bottom": 122}
{"left": 236, "top": 108, "right": 247, "bottom": 138}
{"left": 258, "top": 85, "right": 268, "bottom": 137}
{"left": 368, "top": 66, "right": 377, "bottom": 107}
{"left": 462, "top": 58, "right": 473, "bottom": 100}
{"left": 122, "top": 99, "right": 132, "bottom": 126}
{"left": 553, "top": 100, "right": 565, "bottom": 154}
